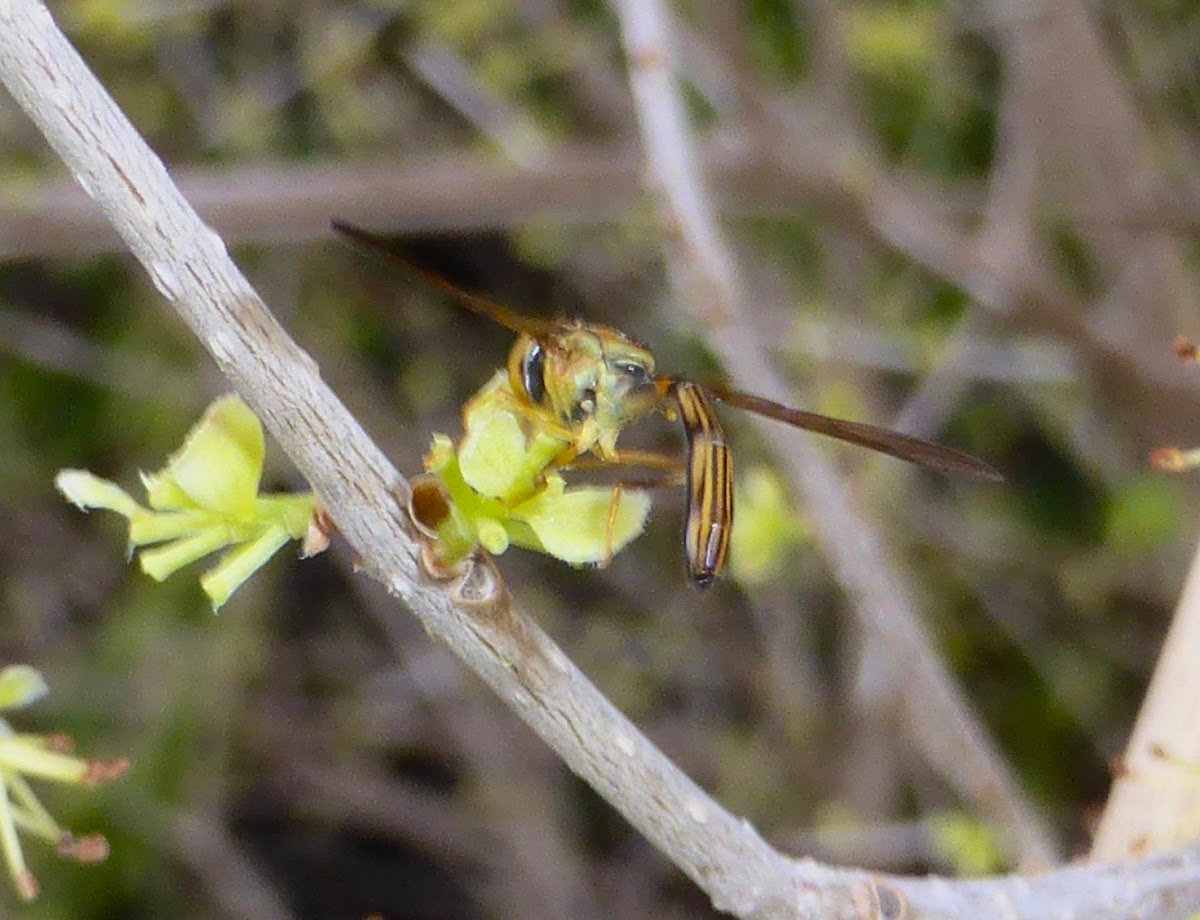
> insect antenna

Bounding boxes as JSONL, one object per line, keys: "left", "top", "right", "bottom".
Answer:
{"left": 331, "top": 220, "right": 557, "bottom": 339}
{"left": 705, "top": 385, "right": 1003, "bottom": 482}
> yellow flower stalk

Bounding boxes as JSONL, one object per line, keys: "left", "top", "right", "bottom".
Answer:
{"left": 56, "top": 395, "right": 324, "bottom": 610}
{"left": 0, "top": 666, "right": 127, "bottom": 901}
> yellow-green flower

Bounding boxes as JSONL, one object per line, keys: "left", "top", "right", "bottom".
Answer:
{"left": 56, "top": 395, "right": 322, "bottom": 610}
{"left": 0, "top": 666, "right": 128, "bottom": 901}
{"left": 420, "top": 372, "right": 652, "bottom": 570}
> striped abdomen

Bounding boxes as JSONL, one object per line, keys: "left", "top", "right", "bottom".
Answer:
{"left": 671, "top": 381, "right": 733, "bottom": 589}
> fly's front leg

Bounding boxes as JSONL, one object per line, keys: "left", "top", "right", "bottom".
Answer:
{"left": 563, "top": 449, "right": 686, "bottom": 475}
{"left": 600, "top": 483, "right": 623, "bottom": 569}
{"left": 459, "top": 382, "right": 583, "bottom": 507}
{"left": 564, "top": 451, "right": 687, "bottom": 568}
{"left": 465, "top": 386, "right": 576, "bottom": 442}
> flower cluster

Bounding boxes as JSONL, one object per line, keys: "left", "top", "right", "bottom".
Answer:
{"left": 0, "top": 665, "right": 127, "bottom": 901}
{"left": 56, "top": 395, "right": 325, "bottom": 610}
{"left": 415, "top": 372, "right": 651, "bottom": 571}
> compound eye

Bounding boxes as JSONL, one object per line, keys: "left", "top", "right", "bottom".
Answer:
{"left": 521, "top": 343, "right": 547, "bottom": 404}
{"left": 615, "top": 361, "right": 652, "bottom": 389}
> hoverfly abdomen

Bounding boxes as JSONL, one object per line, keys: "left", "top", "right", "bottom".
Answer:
{"left": 671, "top": 381, "right": 733, "bottom": 589}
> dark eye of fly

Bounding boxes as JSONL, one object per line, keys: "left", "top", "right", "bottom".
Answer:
{"left": 615, "top": 361, "right": 651, "bottom": 388}
{"left": 521, "top": 342, "right": 546, "bottom": 404}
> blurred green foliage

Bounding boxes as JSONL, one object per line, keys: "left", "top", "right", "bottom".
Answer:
{"left": 927, "top": 810, "right": 1004, "bottom": 876}
{"left": 0, "top": 0, "right": 1196, "bottom": 916}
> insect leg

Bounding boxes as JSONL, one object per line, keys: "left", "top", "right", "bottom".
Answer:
{"left": 557, "top": 450, "right": 686, "bottom": 569}
{"left": 465, "top": 386, "right": 577, "bottom": 443}
{"left": 562, "top": 450, "right": 686, "bottom": 474}
{"left": 598, "top": 468, "right": 688, "bottom": 569}
{"left": 600, "top": 484, "right": 623, "bottom": 569}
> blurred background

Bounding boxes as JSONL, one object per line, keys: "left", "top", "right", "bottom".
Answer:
{"left": 1, "top": 0, "right": 1199, "bottom": 917}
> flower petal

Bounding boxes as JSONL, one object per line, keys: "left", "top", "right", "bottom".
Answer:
{"left": 138, "top": 529, "right": 235, "bottom": 581}
{"left": 200, "top": 524, "right": 291, "bottom": 611}
{"left": 54, "top": 471, "right": 141, "bottom": 518}
{"left": 457, "top": 376, "right": 565, "bottom": 502}
{"left": 159, "top": 395, "right": 264, "bottom": 514}
{"left": 517, "top": 486, "right": 651, "bottom": 565}
{"left": 128, "top": 510, "right": 213, "bottom": 546}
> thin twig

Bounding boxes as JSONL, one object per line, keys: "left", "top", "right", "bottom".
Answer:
{"left": 1092, "top": 536, "right": 1200, "bottom": 858}
{"left": 0, "top": 144, "right": 799, "bottom": 258}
